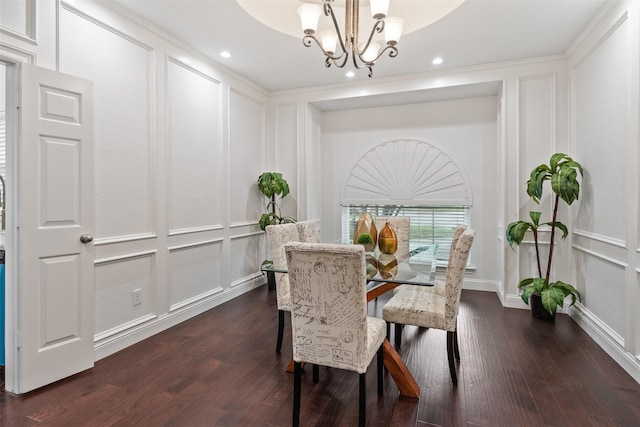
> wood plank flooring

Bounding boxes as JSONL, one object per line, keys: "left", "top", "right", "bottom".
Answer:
{"left": 2, "top": 287, "right": 640, "bottom": 426}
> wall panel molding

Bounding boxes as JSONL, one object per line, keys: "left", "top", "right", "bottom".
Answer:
{"left": 573, "top": 229, "right": 626, "bottom": 248}
{"left": 573, "top": 244, "right": 628, "bottom": 268}
{"left": 0, "top": 43, "right": 35, "bottom": 64}
{"left": 0, "top": 0, "right": 36, "bottom": 43}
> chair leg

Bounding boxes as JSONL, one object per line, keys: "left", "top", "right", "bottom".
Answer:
{"left": 313, "top": 364, "right": 319, "bottom": 383}
{"left": 293, "top": 362, "right": 302, "bottom": 427}
{"left": 359, "top": 373, "right": 366, "bottom": 427}
{"left": 453, "top": 330, "right": 460, "bottom": 362}
{"left": 394, "top": 323, "right": 403, "bottom": 348}
{"left": 276, "top": 310, "right": 285, "bottom": 353}
{"left": 446, "top": 331, "right": 458, "bottom": 385}
{"left": 377, "top": 345, "right": 384, "bottom": 396}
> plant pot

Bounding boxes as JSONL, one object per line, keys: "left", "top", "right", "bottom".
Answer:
{"left": 530, "top": 294, "right": 556, "bottom": 322}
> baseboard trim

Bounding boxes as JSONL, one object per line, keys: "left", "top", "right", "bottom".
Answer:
{"left": 461, "top": 278, "right": 499, "bottom": 293}
{"left": 94, "top": 275, "right": 266, "bottom": 361}
{"left": 570, "top": 304, "right": 640, "bottom": 384}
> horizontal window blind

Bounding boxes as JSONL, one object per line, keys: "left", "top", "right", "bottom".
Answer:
{"left": 341, "top": 205, "right": 470, "bottom": 265}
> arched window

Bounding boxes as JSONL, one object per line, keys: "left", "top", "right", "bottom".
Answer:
{"left": 341, "top": 139, "right": 472, "bottom": 264}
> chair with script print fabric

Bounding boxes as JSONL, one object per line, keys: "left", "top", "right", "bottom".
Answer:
{"left": 382, "top": 228, "right": 475, "bottom": 385}
{"left": 295, "top": 220, "right": 321, "bottom": 243}
{"left": 265, "top": 223, "right": 300, "bottom": 353}
{"left": 394, "top": 224, "right": 467, "bottom": 296}
{"left": 285, "top": 242, "right": 386, "bottom": 427}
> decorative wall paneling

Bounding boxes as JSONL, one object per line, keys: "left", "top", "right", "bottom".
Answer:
{"left": 229, "top": 231, "right": 265, "bottom": 287}
{"left": 229, "top": 89, "right": 265, "bottom": 227}
{"left": 167, "top": 240, "right": 224, "bottom": 311}
{"left": 273, "top": 104, "right": 299, "bottom": 222}
{"left": 568, "top": 1, "right": 640, "bottom": 383}
{"left": 166, "top": 57, "right": 223, "bottom": 234}
{"left": 510, "top": 74, "right": 558, "bottom": 306}
{"left": 52, "top": 0, "right": 270, "bottom": 360}
{"left": 94, "top": 251, "right": 157, "bottom": 341}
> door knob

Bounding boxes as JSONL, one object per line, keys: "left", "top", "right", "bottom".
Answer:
{"left": 80, "top": 234, "right": 93, "bottom": 244}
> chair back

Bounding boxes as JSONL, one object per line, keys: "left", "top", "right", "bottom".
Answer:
{"left": 447, "top": 224, "right": 467, "bottom": 265}
{"left": 443, "top": 228, "right": 475, "bottom": 329}
{"left": 296, "top": 220, "right": 321, "bottom": 243}
{"left": 265, "top": 223, "right": 300, "bottom": 311}
{"left": 285, "top": 242, "right": 370, "bottom": 373}
{"left": 374, "top": 216, "right": 410, "bottom": 259}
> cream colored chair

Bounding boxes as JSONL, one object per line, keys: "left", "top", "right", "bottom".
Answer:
{"left": 382, "top": 228, "right": 475, "bottom": 385}
{"left": 265, "top": 223, "right": 300, "bottom": 353}
{"left": 374, "top": 216, "right": 410, "bottom": 259}
{"left": 295, "top": 219, "right": 321, "bottom": 243}
{"left": 395, "top": 224, "right": 467, "bottom": 295}
{"left": 285, "top": 242, "right": 386, "bottom": 427}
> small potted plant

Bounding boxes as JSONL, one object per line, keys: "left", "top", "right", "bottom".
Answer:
{"left": 258, "top": 172, "right": 296, "bottom": 231}
{"left": 506, "top": 153, "right": 583, "bottom": 320}
{"left": 258, "top": 172, "right": 295, "bottom": 290}
{"left": 355, "top": 232, "right": 375, "bottom": 252}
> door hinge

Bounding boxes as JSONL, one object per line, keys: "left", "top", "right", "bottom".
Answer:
{"left": 16, "top": 331, "right": 22, "bottom": 348}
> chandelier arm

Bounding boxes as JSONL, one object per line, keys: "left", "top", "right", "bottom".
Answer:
{"left": 323, "top": 1, "right": 349, "bottom": 59}
{"left": 356, "top": 43, "right": 398, "bottom": 67}
{"left": 327, "top": 54, "right": 350, "bottom": 69}
{"left": 355, "top": 18, "right": 385, "bottom": 57}
{"left": 302, "top": 34, "right": 347, "bottom": 62}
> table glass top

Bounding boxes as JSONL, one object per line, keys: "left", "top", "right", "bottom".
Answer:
{"left": 263, "top": 244, "right": 439, "bottom": 287}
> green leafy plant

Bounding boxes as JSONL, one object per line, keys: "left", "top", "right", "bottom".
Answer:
{"left": 355, "top": 233, "right": 374, "bottom": 244}
{"left": 506, "top": 153, "right": 583, "bottom": 316}
{"left": 258, "top": 172, "right": 295, "bottom": 231}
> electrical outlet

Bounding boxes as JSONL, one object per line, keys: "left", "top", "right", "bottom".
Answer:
{"left": 132, "top": 288, "right": 142, "bottom": 306}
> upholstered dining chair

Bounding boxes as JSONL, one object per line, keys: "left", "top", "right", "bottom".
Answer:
{"left": 382, "top": 228, "right": 475, "bottom": 385}
{"left": 374, "top": 216, "right": 410, "bottom": 259}
{"left": 295, "top": 219, "right": 321, "bottom": 243}
{"left": 285, "top": 242, "right": 386, "bottom": 427}
{"left": 265, "top": 223, "right": 300, "bottom": 353}
{"left": 394, "top": 224, "right": 467, "bottom": 296}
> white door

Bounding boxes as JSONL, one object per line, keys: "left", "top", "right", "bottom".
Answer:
{"left": 8, "top": 63, "right": 94, "bottom": 393}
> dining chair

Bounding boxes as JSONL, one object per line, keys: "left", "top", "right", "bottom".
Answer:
{"left": 295, "top": 219, "right": 321, "bottom": 243}
{"left": 265, "top": 223, "right": 301, "bottom": 353}
{"left": 395, "top": 224, "right": 467, "bottom": 296}
{"left": 382, "top": 228, "right": 475, "bottom": 385}
{"left": 285, "top": 242, "right": 386, "bottom": 427}
{"left": 374, "top": 216, "right": 410, "bottom": 259}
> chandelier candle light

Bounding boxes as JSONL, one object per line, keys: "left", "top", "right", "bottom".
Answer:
{"left": 297, "top": 0, "right": 404, "bottom": 76}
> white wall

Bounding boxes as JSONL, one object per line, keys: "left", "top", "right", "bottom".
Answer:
{"left": 1, "top": 0, "right": 272, "bottom": 361}
{"left": 566, "top": 0, "right": 640, "bottom": 381}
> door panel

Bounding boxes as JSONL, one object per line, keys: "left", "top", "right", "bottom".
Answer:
{"left": 15, "top": 63, "right": 94, "bottom": 393}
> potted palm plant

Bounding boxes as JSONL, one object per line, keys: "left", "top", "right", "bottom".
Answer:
{"left": 506, "top": 153, "right": 583, "bottom": 320}
{"left": 258, "top": 172, "right": 295, "bottom": 230}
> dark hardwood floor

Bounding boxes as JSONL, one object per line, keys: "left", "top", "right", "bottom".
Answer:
{"left": 2, "top": 287, "right": 640, "bottom": 426}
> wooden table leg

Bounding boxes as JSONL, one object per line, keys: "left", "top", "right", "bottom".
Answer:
{"left": 382, "top": 338, "right": 420, "bottom": 398}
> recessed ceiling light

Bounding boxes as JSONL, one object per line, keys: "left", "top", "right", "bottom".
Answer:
{"left": 220, "top": 51, "right": 231, "bottom": 58}
{"left": 346, "top": 71, "right": 355, "bottom": 78}
{"left": 432, "top": 57, "right": 443, "bottom": 65}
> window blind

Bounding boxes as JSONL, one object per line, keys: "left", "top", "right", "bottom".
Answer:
{"left": 341, "top": 205, "right": 470, "bottom": 265}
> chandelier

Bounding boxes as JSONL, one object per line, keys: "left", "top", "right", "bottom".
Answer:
{"left": 297, "top": 0, "right": 404, "bottom": 77}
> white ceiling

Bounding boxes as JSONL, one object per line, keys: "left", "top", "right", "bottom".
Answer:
{"left": 110, "top": 0, "right": 609, "bottom": 94}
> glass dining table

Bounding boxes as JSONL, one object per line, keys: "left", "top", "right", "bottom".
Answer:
{"left": 263, "top": 244, "right": 439, "bottom": 399}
